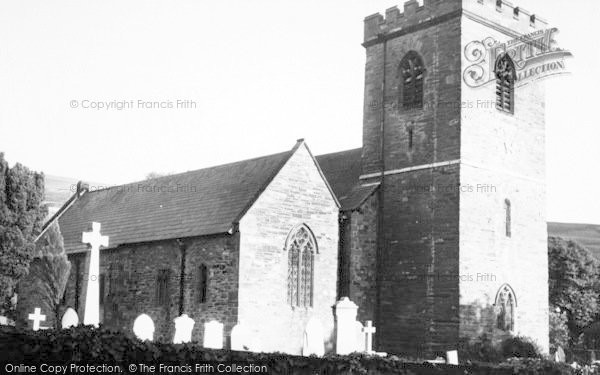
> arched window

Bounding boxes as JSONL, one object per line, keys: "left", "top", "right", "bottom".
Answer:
{"left": 495, "top": 54, "right": 516, "bottom": 113}
{"left": 400, "top": 51, "right": 425, "bottom": 110}
{"left": 504, "top": 199, "right": 512, "bottom": 237}
{"left": 495, "top": 284, "right": 517, "bottom": 332}
{"left": 286, "top": 225, "right": 316, "bottom": 308}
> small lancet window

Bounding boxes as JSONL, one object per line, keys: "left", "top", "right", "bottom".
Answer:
{"left": 156, "top": 269, "right": 170, "bottom": 307}
{"left": 286, "top": 225, "right": 317, "bottom": 308}
{"left": 198, "top": 264, "right": 209, "bottom": 303}
{"left": 504, "top": 199, "right": 512, "bottom": 237}
{"left": 400, "top": 51, "right": 425, "bottom": 110}
{"left": 495, "top": 54, "right": 516, "bottom": 114}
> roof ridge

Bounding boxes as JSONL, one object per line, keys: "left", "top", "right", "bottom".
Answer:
{"left": 316, "top": 147, "right": 362, "bottom": 158}
{"left": 83, "top": 149, "right": 293, "bottom": 195}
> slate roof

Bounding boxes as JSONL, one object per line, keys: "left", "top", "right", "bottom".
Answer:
{"left": 48, "top": 143, "right": 375, "bottom": 254}
{"left": 57, "top": 147, "right": 296, "bottom": 253}
{"left": 316, "top": 148, "right": 378, "bottom": 211}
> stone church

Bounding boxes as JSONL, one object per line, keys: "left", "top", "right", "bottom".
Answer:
{"left": 23, "top": 0, "right": 551, "bottom": 356}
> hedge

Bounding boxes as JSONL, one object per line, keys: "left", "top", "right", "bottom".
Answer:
{"left": 0, "top": 326, "right": 577, "bottom": 374}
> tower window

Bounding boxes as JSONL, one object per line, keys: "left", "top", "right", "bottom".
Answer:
{"left": 156, "top": 269, "right": 170, "bottom": 307}
{"left": 287, "top": 225, "right": 316, "bottom": 308}
{"left": 496, "top": 284, "right": 516, "bottom": 332}
{"left": 198, "top": 264, "right": 209, "bottom": 303}
{"left": 400, "top": 51, "right": 425, "bottom": 110}
{"left": 495, "top": 54, "right": 516, "bottom": 114}
{"left": 504, "top": 199, "right": 512, "bottom": 237}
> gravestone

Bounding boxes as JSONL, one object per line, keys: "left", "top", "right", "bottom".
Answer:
{"left": 362, "top": 320, "right": 377, "bottom": 354}
{"left": 231, "top": 323, "right": 252, "bottom": 351}
{"left": 28, "top": 308, "right": 46, "bottom": 331}
{"left": 355, "top": 321, "right": 365, "bottom": 352}
{"left": 133, "top": 314, "right": 155, "bottom": 341}
{"left": 302, "top": 317, "right": 325, "bottom": 356}
{"left": 173, "top": 314, "right": 195, "bottom": 344}
{"left": 61, "top": 308, "right": 79, "bottom": 329}
{"left": 203, "top": 320, "right": 224, "bottom": 349}
{"left": 554, "top": 346, "right": 566, "bottom": 363}
{"left": 334, "top": 297, "right": 359, "bottom": 355}
{"left": 446, "top": 350, "right": 459, "bottom": 365}
{"left": 81, "top": 222, "right": 109, "bottom": 327}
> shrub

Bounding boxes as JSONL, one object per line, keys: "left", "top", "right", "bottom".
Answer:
{"left": 501, "top": 336, "right": 543, "bottom": 359}
{"left": 0, "top": 326, "right": 576, "bottom": 375}
{"left": 458, "top": 334, "right": 504, "bottom": 363}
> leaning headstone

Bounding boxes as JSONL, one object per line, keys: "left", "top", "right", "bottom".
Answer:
{"left": 334, "top": 297, "right": 359, "bottom": 355}
{"left": 554, "top": 346, "right": 566, "bottom": 363}
{"left": 133, "top": 314, "right": 155, "bottom": 341}
{"left": 173, "top": 314, "right": 195, "bottom": 344}
{"left": 446, "top": 350, "right": 459, "bottom": 365}
{"left": 231, "top": 323, "right": 252, "bottom": 351}
{"left": 61, "top": 308, "right": 79, "bottom": 329}
{"left": 302, "top": 317, "right": 325, "bottom": 356}
{"left": 203, "top": 320, "right": 224, "bottom": 349}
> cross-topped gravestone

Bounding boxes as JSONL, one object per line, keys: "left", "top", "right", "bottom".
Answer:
{"left": 362, "top": 320, "right": 376, "bottom": 354}
{"left": 82, "top": 222, "right": 109, "bottom": 327}
{"left": 28, "top": 308, "right": 46, "bottom": 331}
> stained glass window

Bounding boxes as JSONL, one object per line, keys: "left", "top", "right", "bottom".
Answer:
{"left": 287, "top": 225, "right": 316, "bottom": 308}
{"left": 496, "top": 284, "right": 516, "bottom": 332}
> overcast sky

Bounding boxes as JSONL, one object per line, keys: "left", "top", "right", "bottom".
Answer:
{"left": 1, "top": 0, "right": 598, "bottom": 225}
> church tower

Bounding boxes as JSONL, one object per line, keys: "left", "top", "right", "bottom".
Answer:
{"left": 361, "top": 0, "right": 549, "bottom": 356}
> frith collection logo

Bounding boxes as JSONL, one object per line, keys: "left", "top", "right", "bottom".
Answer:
{"left": 463, "top": 28, "right": 572, "bottom": 88}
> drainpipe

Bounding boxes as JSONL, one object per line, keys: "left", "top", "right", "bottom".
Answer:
{"left": 177, "top": 239, "right": 187, "bottom": 316}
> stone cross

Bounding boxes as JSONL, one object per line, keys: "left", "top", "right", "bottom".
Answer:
{"left": 81, "top": 222, "right": 109, "bottom": 327}
{"left": 362, "top": 320, "right": 376, "bottom": 354}
{"left": 28, "top": 308, "right": 46, "bottom": 331}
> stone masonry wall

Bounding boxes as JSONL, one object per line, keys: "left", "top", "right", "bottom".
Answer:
{"left": 361, "top": 8, "right": 463, "bottom": 357}
{"left": 348, "top": 192, "right": 378, "bottom": 323}
{"left": 238, "top": 143, "right": 339, "bottom": 355}
{"left": 62, "top": 233, "right": 239, "bottom": 345}
{"left": 459, "top": 13, "right": 549, "bottom": 352}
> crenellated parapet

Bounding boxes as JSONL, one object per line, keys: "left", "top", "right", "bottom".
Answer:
{"left": 364, "top": 0, "right": 548, "bottom": 44}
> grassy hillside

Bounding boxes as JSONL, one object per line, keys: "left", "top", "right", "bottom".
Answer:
{"left": 548, "top": 222, "right": 600, "bottom": 260}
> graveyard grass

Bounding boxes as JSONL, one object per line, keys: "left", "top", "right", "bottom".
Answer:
{"left": 0, "top": 325, "right": 577, "bottom": 375}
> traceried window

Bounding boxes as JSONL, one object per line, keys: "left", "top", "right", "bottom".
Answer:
{"left": 287, "top": 225, "right": 316, "bottom": 308}
{"left": 505, "top": 199, "right": 512, "bottom": 237}
{"left": 400, "top": 51, "right": 425, "bottom": 110}
{"left": 495, "top": 54, "right": 516, "bottom": 114}
{"left": 496, "top": 284, "right": 516, "bottom": 332}
{"left": 156, "top": 269, "right": 170, "bottom": 307}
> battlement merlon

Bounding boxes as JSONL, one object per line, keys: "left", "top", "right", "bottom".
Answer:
{"left": 364, "top": 0, "right": 548, "bottom": 45}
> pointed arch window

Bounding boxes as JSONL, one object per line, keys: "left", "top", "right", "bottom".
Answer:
{"left": 495, "top": 284, "right": 517, "bottom": 332}
{"left": 495, "top": 54, "right": 516, "bottom": 114}
{"left": 400, "top": 51, "right": 425, "bottom": 110}
{"left": 286, "top": 225, "right": 316, "bottom": 308}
